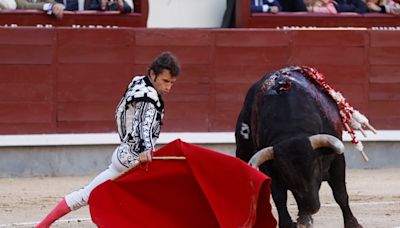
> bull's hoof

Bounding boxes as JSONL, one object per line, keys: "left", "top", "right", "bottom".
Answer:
{"left": 297, "top": 224, "right": 313, "bottom": 228}
{"left": 345, "top": 223, "right": 363, "bottom": 228}
{"left": 345, "top": 218, "right": 363, "bottom": 228}
{"left": 279, "top": 222, "right": 297, "bottom": 228}
{"left": 297, "top": 215, "right": 313, "bottom": 228}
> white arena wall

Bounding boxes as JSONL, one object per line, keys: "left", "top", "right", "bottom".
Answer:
{"left": 0, "top": 131, "right": 399, "bottom": 177}
{"left": 147, "top": 0, "right": 227, "bottom": 28}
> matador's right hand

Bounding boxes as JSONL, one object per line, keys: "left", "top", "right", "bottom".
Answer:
{"left": 138, "top": 150, "right": 153, "bottom": 163}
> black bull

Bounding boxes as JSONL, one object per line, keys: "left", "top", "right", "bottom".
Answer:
{"left": 235, "top": 66, "right": 362, "bottom": 228}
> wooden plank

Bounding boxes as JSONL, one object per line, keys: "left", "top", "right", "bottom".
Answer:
{"left": 211, "top": 101, "right": 243, "bottom": 131}
{"left": 215, "top": 83, "right": 250, "bottom": 103}
{"left": 58, "top": 83, "right": 123, "bottom": 102}
{"left": 165, "top": 93, "right": 209, "bottom": 103}
{"left": 57, "top": 28, "right": 134, "bottom": 46}
{"left": 164, "top": 65, "right": 211, "bottom": 103}
{"left": 0, "top": 28, "right": 55, "bottom": 45}
{"left": 0, "top": 11, "right": 146, "bottom": 28}
{"left": 0, "top": 66, "right": 54, "bottom": 103}
{"left": 136, "top": 29, "right": 213, "bottom": 46}
{"left": 0, "top": 123, "right": 55, "bottom": 134}
{"left": 333, "top": 84, "right": 367, "bottom": 103}
{"left": 57, "top": 102, "right": 115, "bottom": 121}
{"left": 131, "top": 64, "right": 149, "bottom": 75}
{"left": 168, "top": 82, "right": 210, "bottom": 95}
{"left": 0, "top": 28, "right": 55, "bottom": 65}
{"left": 0, "top": 103, "right": 53, "bottom": 123}
{"left": 164, "top": 94, "right": 209, "bottom": 104}
{"left": 57, "top": 121, "right": 115, "bottom": 133}
{"left": 215, "top": 47, "right": 290, "bottom": 66}
{"left": 368, "top": 117, "right": 400, "bottom": 129}
{"left": 0, "top": 44, "right": 53, "bottom": 64}
{"left": 163, "top": 117, "right": 209, "bottom": 132}
{"left": 57, "top": 46, "right": 134, "bottom": 64}
{"left": 0, "top": 65, "right": 53, "bottom": 83}
{"left": 163, "top": 101, "right": 210, "bottom": 131}
{"left": 369, "top": 101, "right": 400, "bottom": 117}
{"left": 57, "top": 12, "right": 146, "bottom": 27}
{"left": 250, "top": 14, "right": 374, "bottom": 28}
{"left": 57, "top": 63, "right": 133, "bottom": 102}
{"left": 290, "top": 47, "right": 365, "bottom": 65}
{"left": 175, "top": 64, "right": 211, "bottom": 84}
{"left": 57, "top": 29, "right": 134, "bottom": 63}
{"left": 370, "top": 66, "right": 400, "bottom": 83}
{"left": 291, "top": 30, "right": 367, "bottom": 47}
{"left": 134, "top": 46, "right": 212, "bottom": 65}
{"left": 310, "top": 65, "right": 367, "bottom": 85}
{"left": 57, "top": 63, "right": 134, "bottom": 84}
{"left": 215, "top": 64, "right": 290, "bottom": 83}
{"left": 0, "top": 83, "right": 52, "bottom": 102}
{"left": 370, "top": 30, "right": 400, "bottom": 47}
{"left": 369, "top": 47, "right": 400, "bottom": 65}
{"left": 235, "top": 10, "right": 400, "bottom": 28}
{"left": 165, "top": 101, "right": 209, "bottom": 119}
{"left": 215, "top": 30, "right": 289, "bottom": 47}
{"left": 0, "top": 0, "right": 148, "bottom": 28}
{"left": 370, "top": 83, "right": 400, "bottom": 101}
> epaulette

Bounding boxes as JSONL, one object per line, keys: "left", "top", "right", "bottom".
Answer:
{"left": 124, "top": 75, "right": 164, "bottom": 111}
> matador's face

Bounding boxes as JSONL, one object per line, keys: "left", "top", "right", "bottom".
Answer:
{"left": 149, "top": 69, "right": 177, "bottom": 96}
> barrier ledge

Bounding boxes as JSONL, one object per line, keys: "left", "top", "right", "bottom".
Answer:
{"left": 0, "top": 130, "right": 398, "bottom": 147}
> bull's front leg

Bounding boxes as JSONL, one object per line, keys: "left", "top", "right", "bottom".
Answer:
{"left": 270, "top": 179, "right": 296, "bottom": 228}
{"left": 328, "top": 156, "right": 362, "bottom": 228}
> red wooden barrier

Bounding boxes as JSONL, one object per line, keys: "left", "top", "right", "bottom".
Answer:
{"left": 236, "top": 0, "right": 400, "bottom": 28}
{"left": 0, "top": 0, "right": 148, "bottom": 27}
{"left": 0, "top": 28, "right": 399, "bottom": 134}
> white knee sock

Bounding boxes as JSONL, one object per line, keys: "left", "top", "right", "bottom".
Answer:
{"left": 65, "top": 144, "right": 139, "bottom": 211}
{"left": 65, "top": 164, "right": 120, "bottom": 210}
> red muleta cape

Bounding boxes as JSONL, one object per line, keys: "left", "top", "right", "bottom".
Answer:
{"left": 89, "top": 139, "right": 276, "bottom": 228}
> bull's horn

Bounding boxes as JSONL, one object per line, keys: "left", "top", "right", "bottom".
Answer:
{"left": 248, "top": 146, "right": 274, "bottom": 169}
{"left": 309, "top": 134, "right": 344, "bottom": 154}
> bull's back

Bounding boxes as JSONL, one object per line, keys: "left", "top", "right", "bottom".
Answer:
{"left": 236, "top": 68, "right": 343, "bottom": 154}
{"left": 257, "top": 87, "right": 341, "bottom": 146}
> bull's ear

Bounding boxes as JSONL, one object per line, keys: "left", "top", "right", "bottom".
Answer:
{"left": 309, "top": 134, "right": 344, "bottom": 154}
{"left": 248, "top": 146, "right": 274, "bottom": 169}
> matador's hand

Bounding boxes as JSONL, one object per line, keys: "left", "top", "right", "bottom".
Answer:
{"left": 138, "top": 150, "right": 153, "bottom": 163}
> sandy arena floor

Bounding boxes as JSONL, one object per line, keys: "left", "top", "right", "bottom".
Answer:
{"left": 0, "top": 168, "right": 399, "bottom": 228}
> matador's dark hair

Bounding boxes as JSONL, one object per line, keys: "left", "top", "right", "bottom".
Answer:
{"left": 148, "top": 52, "right": 181, "bottom": 77}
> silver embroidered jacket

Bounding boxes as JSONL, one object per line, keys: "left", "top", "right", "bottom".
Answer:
{"left": 115, "top": 75, "right": 164, "bottom": 155}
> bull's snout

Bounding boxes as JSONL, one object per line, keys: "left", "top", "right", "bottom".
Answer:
{"left": 298, "top": 200, "right": 320, "bottom": 216}
{"left": 294, "top": 191, "right": 321, "bottom": 216}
